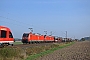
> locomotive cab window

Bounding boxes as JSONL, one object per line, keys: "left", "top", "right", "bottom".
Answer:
{"left": 9, "top": 31, "right": 13, "bottom": 38}
{"left": 23, "top": 34, "right": 29, "bottom": 37}
{"left": 1, "top": 30, "right": 7, "bottom": 38}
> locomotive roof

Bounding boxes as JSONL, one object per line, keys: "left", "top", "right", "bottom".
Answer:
{"left": 0, "top": 26, "right": 10, "bottom": 31}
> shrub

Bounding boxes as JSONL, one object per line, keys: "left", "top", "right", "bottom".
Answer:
{"left": 0, "top": 47, "right": 22, "bottom": 60}
{"left": 26, "top": 44, "right": 60, "bottom": 56}
{"left": 26, "top": 47, "right": 44, "bottom": 56}
{"left": 50, "top": 44, "right": 59, "bottom": 48}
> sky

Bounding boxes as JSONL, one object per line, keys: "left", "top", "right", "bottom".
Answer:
{"left": 0, "top": 0, "right": 90, "bottom": 39}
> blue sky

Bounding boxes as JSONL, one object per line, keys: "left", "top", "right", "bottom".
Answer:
{"left": 0, "top": 0, "right": 90, "bottom": 39}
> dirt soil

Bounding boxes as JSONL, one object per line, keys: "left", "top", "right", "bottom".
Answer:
{"left": 36, "top": 41, "right": 90, "bottom": 60}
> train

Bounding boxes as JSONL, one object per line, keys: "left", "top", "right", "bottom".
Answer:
{"left": 0, "top": 26, "right": 72, "bottom": 47}
{"left": 21, "top": 33, "right": 72, "bottom": 44}
{"left": 0, "top": 26, "right": 14, "bottom": 47}
{"left": 22, "top": 32, "right": 55, "bottom": 44}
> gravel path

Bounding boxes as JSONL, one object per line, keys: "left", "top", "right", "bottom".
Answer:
{"left": 36, "top": 41, "right": 90, "bottom": 60}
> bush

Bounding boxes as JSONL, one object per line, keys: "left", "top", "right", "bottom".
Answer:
{"left": 50, "top": 44, "right": 59, "bottom": 48}
{"left": 26, "top": 47, "right": 44, "bottom": 56}
{"left": 26, "top": 44, "right": 60, "bottom": 56}
{"left": 0, "top": 47, "right": 22, "bottom": 60}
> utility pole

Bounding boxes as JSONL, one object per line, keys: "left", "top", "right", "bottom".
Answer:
{"left": 44, "top": 31, "right": 47, "bottom": 35}
{"left": 66, "top": 31, "right": 67, "bottom": 42}
{"left": 50, "top": 31, "right": 52, "bottom": 36}
{"left": 74, "top": 36, "right": 75, "bottom": 40}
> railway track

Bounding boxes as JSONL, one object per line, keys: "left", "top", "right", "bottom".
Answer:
{"left": 5, "top": 42, "right": 57, "bottom": 49}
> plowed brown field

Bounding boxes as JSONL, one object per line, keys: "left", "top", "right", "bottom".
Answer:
{"left": 36, "top": 41, "right": 90, "bottom": 60}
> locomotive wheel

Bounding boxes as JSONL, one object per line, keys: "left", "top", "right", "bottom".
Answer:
{"left": 11, "top": 44, "right": 13, "bottom": 46}
{"left": 1, "top": 44, "right": 4, "bottom": 47}
{"left": 29, "top": 42, "right": 31, "bottom": 44}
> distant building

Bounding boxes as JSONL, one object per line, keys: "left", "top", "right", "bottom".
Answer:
{"left": 84, "top": 37, "right": 90, "bottom": 40}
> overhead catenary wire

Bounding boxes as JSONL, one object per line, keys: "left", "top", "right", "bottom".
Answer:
{"left": 0, "top": 16, "right": 33, "bottom": 27}
{"left": 0, "top": 11, "right": 58, "bottom": 35}
{"left": 0, "top": 20, "right": 28, "bottom": 28}
{"left": 0, "top": 15, "right": 52, "bottom": 35}
{"left": 0, "top": 12, "right": 48, "bottom": 30}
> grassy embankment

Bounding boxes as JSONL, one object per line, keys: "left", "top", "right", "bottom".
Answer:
{"left": 26, "top": 42, "right": 75, "bottom": 60}
{"left": 0, "top": 42, "right": 75, "bottom": 60}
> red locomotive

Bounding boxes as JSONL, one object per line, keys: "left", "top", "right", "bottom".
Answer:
{"left": 0, "top": 26, "right": 14, "bottom": 46}
{"left": 22, "top": 32, "right": 55, "bottom": 44}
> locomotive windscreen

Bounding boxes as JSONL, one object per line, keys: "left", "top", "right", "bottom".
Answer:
{"left": 9, "top": 31, "right": 13, "bottom": 38}
{"left": 0, "top": 30, "right": 7, "bottom": 38}
{"left": 23, "top": 33, "right": 29, "bottom": 37}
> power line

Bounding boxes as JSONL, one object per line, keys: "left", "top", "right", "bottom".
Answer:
{"left": 0, "top": 11, "right": 31, "bottom": 26}
{"left": 0, "top": 16, "right": 32, "bottom": 27}
{"left": 0, "top": 14, "right": 57, "bottom": 36}
{"left": 0, "top": 20, "right": 27, "bottom": 28}
{"left": 0, "top": 20, "right": 27, "bottom": 33}
{"left": 0, "top": 15, "right": 49, "bottom": 34}
{"left": 0, "top": 15, "right": 46, "bottom": 30}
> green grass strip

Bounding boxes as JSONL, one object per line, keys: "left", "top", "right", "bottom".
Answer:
{"left": 26, "top": 42, "right": 75, "bottom": 60}
{"left": 14, "top": 41, "right": 22, "bottom": 45}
